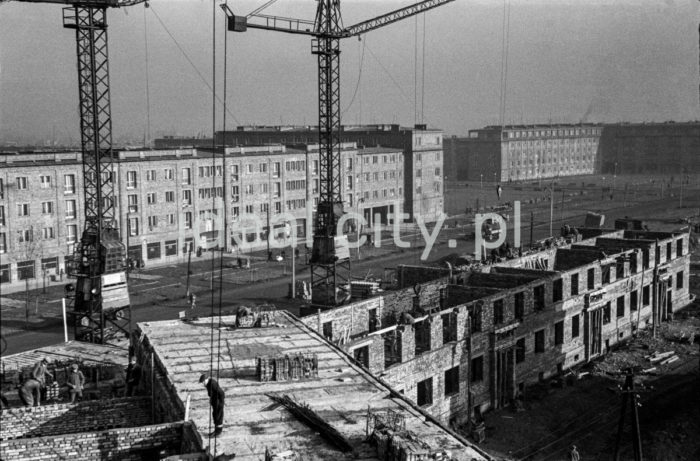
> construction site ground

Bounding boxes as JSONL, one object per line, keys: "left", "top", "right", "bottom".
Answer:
{"left": 476, "top": 255, "right": 700, "bottom": 461}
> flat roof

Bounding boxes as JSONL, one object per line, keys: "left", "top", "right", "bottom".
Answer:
{"left": 137, "top": 311, "right": 490, "bottom": 460}
{"left": 1, "top": 340, "right": 128, "bottom": 372}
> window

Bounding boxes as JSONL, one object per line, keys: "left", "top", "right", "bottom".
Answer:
{"left": 516, "top": 338, "right": 525, "bottom": 363}
{"left": 146, "top": 169, "right": 156, "bottom": 181}
{"left": 0, "top": 233, "right": 6, "bottom": 254}
{"left": 676, "top": 238, "right": 683, "bottom": 257}
{"left": 666, "top": 242, "right": 672, "bottom": 262}
{"left": 182, "top": 190, "right": 192, "bottom": 206}
{"left": 572, "top": 314, "right": 580, "bottom": 338}
{"left": 643, "top": 285, "right": 650, "bottom": 306}
{"left": 164, "top": 168, "right": 173, "bottom": 180}
{"left": 470, "top": 356, "right": 484, "bottom": 382}
{"left": 231, "top": 165, "right": 239, "bottom": 181}
{"left": 0, "top": 263, "right": 9, "bottom": 282}
{"left": 630, "top": 291, "right": 638, "bottom": 312}
{"left": 469, "top": 304, "right": 482, "bottom": 332}
{"left": 184, "top": 212, "right": 192, "bottom": 229}
{"left": 442, "top": 312, "right": 457, "bottom": 343}
{"left": 16, "top": 177, "right": 28, "bottom": 190}
{"left": 232, "top": 206, "right": 240, "bottom": 220}
{"left": 42, "top": 227, "right": 55, "bottom": 239}
{"left": 570, "top": 273, "right": 579, "bottom": 296}
{"left": 272, "top": 162, "right": 280, "bottom": 178}
{"left": 259, "top": 163, "right": 268, "bottom": 173}
{"left": 533, "top": 284, "right": 545, "bottom": 311}
{"left": 17, "top": 229, "right": 32, "bottom": 243}
{"left": 165, "top": 191, "right": 175, "bottom": 203}
{"left": 66, "top": 225, "right": 77, "bottom": 243}
{"left": 260, "top": 203, "right": 269, "bottom": 213}
{"left": 125, "top": 195, "right": 137, "bottom": 213}
{"left": 417, "top": 378, "right": 433, "bottom": 406}
{"left": 346, "top": 176, "right": 353, "bottom": 190}
{"left": 444, "top": 366, "right": 459, "bottom": 396}
{"left": 274, "top": 202, "right": 282, "bottom": 214}
{"left": 273, "top": 182, "right": 281, "bottom": 198}
{"left": 514, "top": 292, "right": 524, "bottom": 320}
{"left": 64, "top": 201, "right": 75, "bottom": 220}
{"left": 602, "top": 265, "right": 611, "bottom": 284}
{"left": 616, "top": 296, "right": 625, "bottom": 318}
{"left": 322, "top": 321, "right": 333, "bottom": 340}
{"left": 642, "top": 248, "right": 650, "bottom": 269}
{"left": 535, "top": 329, "right": 545, "bottom": 353}
{"left": 245, "top": 184, "right": 254, "bottom": 195}
{"left": 231, "top": 185, "right": 240, "bottom": 203}
{"left": 553, "top": 279, "right": 563, "bottom": 302}
{"left": 17, "top": 203, "right": 30, "bottom": 217}
{"left": 676, "top": 271, "right": 684, "bottom": 289}
{"left": 40, "top": 202, "right": 53, "bottom": 215}
{"left": 147, "top": 193, "right": 156, "bottom": 205}
{"left": 0, "top": 179, "right": 3, "bottom": 199}
{"left": 126, "top": 171, "right": 137, "bottom": 189}
{"left": 554, "top": 321, "right": 564, "bottom": 345}
{"left": 181, "top": 168, "right": 191, "bottom": 185}
{"left": 129, "top": 218, "right": 139, "bottom": 236}
{"left": 40, "top": 175, "right": 51, "bottom": 188}
{"left": 146, "top": 241, "right": 161, "bottom": 260}
{"left": 587, "top": 268, "right": 595, "bottom": 289}
{"left": 167, "top": 213, "right": 175, "bottom": 225}
{"left": 0, "top": 206, "right": 4, "bottom": 226}
{"left": 493, "top": 299, "right": 504, "bottom": 324}
{"left": 17, "top": 260, "right": 35, "bottom": 280}
{"left": 148, "top": 216, "right": 158, "bottom": 229}
{"left": 603, "top": 302, "right": 611, "bottom": 324}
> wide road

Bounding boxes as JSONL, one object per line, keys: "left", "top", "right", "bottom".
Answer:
{"left": 2, "top": 189, "right": 698, "bottom": 356}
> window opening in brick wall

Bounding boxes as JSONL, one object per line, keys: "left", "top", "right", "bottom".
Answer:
{"left": 442, "top": 312, "right": 457, "bottom": 344}
{"left": 322, "top": 321, "right": 332, "bottom": 341}
{"left": 616, "top": 296, "right": 625, "bottom": 318}
{"left": 553, "top": 279, "right": 563, "bottom": 302}
{"left": 444, "top": 366, "right": 459, "bottom": 396}
{"left": 602, "top": 265, "right": 611, "bottom": 284}
{"left": 666, "top": 242, "right": 672, "bottom": 262}
{"left": 535, "top": 329, "right": 545, "bottom": 353}
{"left": 383, "top": 330, "right": 401, "bottom": 368}
{"left": 470, "top": 356, "right": 484, "bottom": 382}
{"left": 603, "top": 302, "right": 611, "bottom": 324}
{"left": 554, "top": 321, "right": 564, "bottom": 345}
{"left": 414, "top": 319, "right": 431, "bottom": 355}
{"left": 417, "top": 378, "right": 433, "bottom": 406}
{"left": 642, "top": 248, "right": 649, "bottom": 269}
{"left": 368, "top": 308, "right": 379, "bottom": 333}
{"left": 514, "top": 292, "right": 524, "bottom": 320}
{"left": 587, "top": 267, "right": 595, "bottom": 289}
{"left": 165, "top": 240, "right": 178, "bottom": 256}
{"left": 147, "top": 242, "right": 161, "bottom": 260}
{"left": 643, "top": 285, "right": 650, "bottom": 306}
{"left": 469, "top": 304, "right": 482, "bottom": 332}
{"left": 515, "top": 338, "right": 525, "bottom": 363}
{"left": 570, "top": 273, "right": 579, "bottom": 296}
{"left": 676, "top": 238, "right": 683, "bottom": 257}
{"left": 630, "top": 254, "right": 637, "bottom": 274}
{"left": 534, "top": 285, "right": 545, "bottom": 311}
{"left": 0, "top": 264, "right": 10, "bottom": 284}
{"left": 572, "top": 314, "right": 580, "bottom": 338}
{"left": 493, "top": 299, "right": 504, "bottom": 324}
{"left": 17, "top": 260, "right": 35, "bottom": 280}
{"left": 353, "top": 345, "right": 369, "bottom": 369}
{"left": 676, "top": 271, "right": 683, "bottom": 289}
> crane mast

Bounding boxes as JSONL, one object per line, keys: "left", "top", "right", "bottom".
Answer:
{"left": 12, "top": 0, "right": 145, "bottom": 343}
{"left": 224, "top": 0, "right": 455, "bottom": 307}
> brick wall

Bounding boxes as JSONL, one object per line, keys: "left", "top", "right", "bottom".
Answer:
{"left": 0, "top": 396, "right": 152, "bottom": 440}
{"left": 0, "top": 421, "right": 188, "bottom": 461}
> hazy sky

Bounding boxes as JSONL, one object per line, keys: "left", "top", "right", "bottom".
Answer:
{"left": 1, "top": 0, "right": 699, "bottom": 145}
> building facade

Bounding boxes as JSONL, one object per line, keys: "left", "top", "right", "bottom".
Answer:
{"left": 0, "top": 144, "right": 408, "bottom": 290}
{"left": 302, "top": 228, "right": 691, "bottom": 424}
{"left": 598, "top": 121, "right": 700, "bottom": 175}
{"left": 156, "top": 123, "right": 445, "bottom": 222}
{"left": 447, "top": 124, "right": 602, "bottom": 182}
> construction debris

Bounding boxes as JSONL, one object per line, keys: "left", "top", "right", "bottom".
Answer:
{"left": 256, "top": 353, "right": 318, "bottom": 382}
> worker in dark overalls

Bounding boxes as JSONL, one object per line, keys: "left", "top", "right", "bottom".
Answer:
{"left": 199, "top": 373, "right": 225, "bottom": 437}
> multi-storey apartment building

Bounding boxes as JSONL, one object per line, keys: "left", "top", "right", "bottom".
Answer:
{"left": 302, "top": 228, "right": 691, "bottom": 424}
{"left": 156, "top": 123, "right": 445, "bottom": 222}
{"left": 447, "top": 124, "right": 602, "bottom": 182}
{"left": 0, "top": 143, "right": 407, "bottom": 290}
{"left": 598, "top": 121, "right": 700, "bottom": 174}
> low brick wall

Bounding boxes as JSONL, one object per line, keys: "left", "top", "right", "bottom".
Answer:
{"left": 0, "top": 421, "right": 186, "bottom": 461}
{"left": 0, "top": 396, "right": 152, "bottom": 440}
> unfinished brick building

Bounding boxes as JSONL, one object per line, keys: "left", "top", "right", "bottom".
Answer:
{"left": 302, "top": 228, "right": 692, "bottom": 424}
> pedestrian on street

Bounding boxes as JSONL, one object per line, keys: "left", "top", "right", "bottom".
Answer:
{"left": 19, "top": 378, "right": 41, "bottom": 406}
{"left": 67, "top": 363, "right": 85, "bottom": 403}
{"left": 126, "top": 356, "right": 142, "bottom": 396}
{"left": 568, "top": 445, "right": 580, "bottom": 461}
{"left": 199, "top": 373, "right": 225, "bottom": 437}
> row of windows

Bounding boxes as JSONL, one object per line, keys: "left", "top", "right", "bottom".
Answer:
{"left": 9, "top": 175, "right": 77, "bottom": 193}
{"left": 2, "top": 201, "right": 78, "bottom": 219}
{"left": 506, "top": 128, "right": 601, "bottom": 138}
{"left": 0, "top": 224, "right": 79, "bottom": 252}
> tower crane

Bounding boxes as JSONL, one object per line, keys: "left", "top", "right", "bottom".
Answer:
{"left": 222, "top": 0, "right": 455, "bottom": 307}
{"left": 9, "top": 0, "right": 146, "bottom": 343}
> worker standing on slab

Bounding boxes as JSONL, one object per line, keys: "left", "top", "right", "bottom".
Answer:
{"left": 199, "top": 373, "right": 225, "bottom": 437}
{"left": 126, "top": 356, "right": 142, "bottom": 396}
{"left": 67, "top": 363, "right": 85, "bottom": 403}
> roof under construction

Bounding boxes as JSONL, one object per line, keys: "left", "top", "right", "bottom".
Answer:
{"left": 136, "top": 311, "right": 491, "bottom": 460}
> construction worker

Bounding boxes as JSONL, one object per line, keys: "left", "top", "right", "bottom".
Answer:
{"left": 568, "top": 445, "right": 580, "bottom": 461}
{"left": 199, "top": 373, "right": 225, "bottom": 437}
{"left": 31, "top": 358, "right": 53, "bottom": 400}
{"left": 126, "top": 356, "right": 142, "bottom": 396}
{"left": 66, "top": 363, "right": 85, "bottom": 403}
{"left": 19, "top": 378, "right": 41, "bottom": 406}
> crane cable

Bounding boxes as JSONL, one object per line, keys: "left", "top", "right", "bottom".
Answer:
{"left": 148, "top": 4, "right": 241, "bottom": 126}
{"left": 207, "top": 0, "right": 216, "bottom": 447}
{"left": 143, "top": 4, "right": 151, "bottom": 147}
{"left": 421, "top": 13, "right": 426, "bottom": 125}
{"left": 341, "top": 36, "right": 366, "bottom": 118}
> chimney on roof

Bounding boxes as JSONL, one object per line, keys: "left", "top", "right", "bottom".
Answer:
{"left": 414, "top": 124, "right": 427, "bottom": 130}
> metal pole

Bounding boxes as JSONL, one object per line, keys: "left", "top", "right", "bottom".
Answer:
{"left": 529, "top": 211, "right": 534, "bottom": 249}
{"left": 549, "top": 186, "right": 554, "bottom": 237}
{"left": 151, "top": 352, "right": 155, "bottom": 421}
{"left": 291, "top": 240, "right": 296, "bottom": 299}
{"left": 25, "top": 278, "right": 29, "bottom": 325}
{"left": 185, "top": 244, "right": 192, "bottom": 298}
{"left": 62, "top": 298, "right": 69, "bottom": 342}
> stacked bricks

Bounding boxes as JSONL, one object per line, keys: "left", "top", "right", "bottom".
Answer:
{"left": 0, "top": 421, "right": 185, "bottom": 461}
{"left": 0, "top": 396, "right": 152, "bottom": 440}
